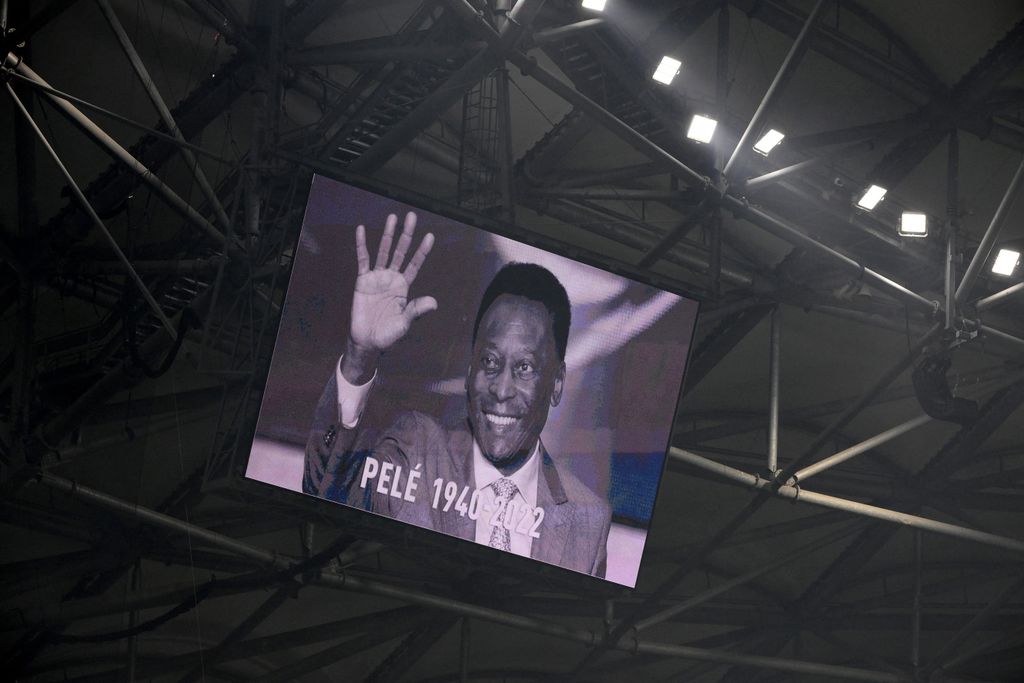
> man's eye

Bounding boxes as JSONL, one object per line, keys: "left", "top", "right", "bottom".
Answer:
{"left": 515, "top": 361, "right": 536, "bottom": 378}
{"left": 482, "top": 354, "right": 499, "bottom": 371}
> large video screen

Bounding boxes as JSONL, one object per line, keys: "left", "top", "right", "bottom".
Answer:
{"left": 245, "top": 175, "right": 699, "bottom": 587}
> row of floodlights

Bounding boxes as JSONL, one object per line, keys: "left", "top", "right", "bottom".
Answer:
{"left": 581, "top": 0, "right": 1021, "bottom": 278}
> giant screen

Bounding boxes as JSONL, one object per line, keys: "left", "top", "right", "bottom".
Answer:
{"left": 245, "top": 175, "right": 699, "bottom": 587}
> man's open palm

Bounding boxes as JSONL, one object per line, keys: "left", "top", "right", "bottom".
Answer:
{"left": 350, "top": 212, "right": 436, "bottom": 353}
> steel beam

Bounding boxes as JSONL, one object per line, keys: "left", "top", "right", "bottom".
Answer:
{"left": 97, "top": 0, "right": 232, "bottom": 235}
{"left": 793, "top": 415, "right": 933, "bottom": 483}
{"left": 6, "top": 84, "right": 176, "bottom": 338}
{"left": 974, "top": 281, "right": 1024, "bottom": 312}
{"left": 955, "top": 156, "right": 1024, "bottom": 305}
{"left": 722, "top": 0, "right": 828, "bottom": 178}
{"left": 768, "top": 306, "right": 781, "bottom": 473}
{"left": 532, "top": 18, "right": 605, "bottom": 44}
{"left": 671, "top": 448, "right": 1024, "bottom": 554}
{"left": 5, "top": 54, "right": 225, "bottom": 245}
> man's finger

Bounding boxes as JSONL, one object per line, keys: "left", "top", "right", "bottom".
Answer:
{"left": 374, "top": 213, "right": 398, "bottom": 269}
{"left": 355, "top": 224, "right": 370, "bottom": 275}
{"left": 403, "top": 232, "right": 434, "bottom": 285}
{"left": 404, "top": 296, "right": 438, "bottom": 322}
{"left": 388, "top": 212, "right": 417, "bottom": 271}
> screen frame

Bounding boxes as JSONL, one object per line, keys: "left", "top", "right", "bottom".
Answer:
{"left": 228, "top": 168, "right": 703, "bottom": 589}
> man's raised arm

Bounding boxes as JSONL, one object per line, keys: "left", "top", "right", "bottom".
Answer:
{"left": 303, "top": 212, "right": 436, "bottom": 498}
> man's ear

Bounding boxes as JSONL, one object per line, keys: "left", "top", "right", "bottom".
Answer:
{"left": 550, "top": 362, "right": 566, "bottom": 407}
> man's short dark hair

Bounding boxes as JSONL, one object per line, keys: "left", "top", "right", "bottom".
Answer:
{"left": 472, "top": 263, "right": 571, "bottom": 361}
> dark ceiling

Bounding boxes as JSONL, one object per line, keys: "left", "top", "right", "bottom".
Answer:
{"left": 2, "top": 0, "right": 1024, "bottom": 681}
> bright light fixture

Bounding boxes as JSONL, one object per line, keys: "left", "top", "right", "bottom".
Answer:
{"left": 581, "top": 0, "right": 606, "bottom": 10}
{"left": 899, "top": 212, "right": 928, "bottom": 237}
{"left": 687, "top": 114, "right": 717, "bottom": 144}
{"left": 992, "top": 248, "right": 1021, "bottom": 276}
{"left": 753, "top": 129, "right": 785, "bottom": 156}
{"left": 652, "top": 56, "right": 681, "bottom": 85}
{"left": 856, "top": 184, "right": 887, "bottom": 210}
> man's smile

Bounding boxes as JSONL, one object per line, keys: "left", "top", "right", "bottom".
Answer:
{"left": 484, "top": 412, "right": 521, "bottom": 428}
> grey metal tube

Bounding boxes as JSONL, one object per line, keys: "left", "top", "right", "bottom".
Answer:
{"left": 745, "top": 158, "right": 819, "bottom": 189}
{"left": 670, "top": 448, "right": 1024, "bottom": 554}
{"left": 97, "top": 0, "right": 232, "bottom": 235}
{"left": 722, "top": 0, "right": 828, "bottom": 178}
{"left": 768, "top": 306, "right": 781, "bottom": 473}
{"left": 955, "top": 156, "right": 1024, "bottom": 305}
{"left": 532, "top": 18, "right": 605, "bottom": 43}
{"left": 793, "top": 414, "right": 933, "bottom": 483}
{"left": 974, "top": 281, "right": 1024, "bottom": 312}
{"left": 724, "top": 197, "right": 939, "bottom": 313}
{"left": 979, "top": 323, "right": 1024, "bottom": 350}
{"left": 7, "top": 84, "right": 176, "bottom": 338}
{"left": 6, "top": 53, "right": 225, "bottom": 244}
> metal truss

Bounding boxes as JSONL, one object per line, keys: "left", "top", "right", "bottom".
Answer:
{"left": 2, "top": 1, "right": 1023, "bottom": 682}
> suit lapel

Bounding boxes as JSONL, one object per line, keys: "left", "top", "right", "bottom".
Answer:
{"left": 533, "top": 447, "right": 571, "bottom": 566}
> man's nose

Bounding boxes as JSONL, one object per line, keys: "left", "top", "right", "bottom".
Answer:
{"left": 489, "top": 366, "right": 516, "bottom": 401}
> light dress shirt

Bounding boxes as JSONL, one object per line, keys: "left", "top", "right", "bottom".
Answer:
{"left": 471, "top": 438, "right": 540, "bottom": 558}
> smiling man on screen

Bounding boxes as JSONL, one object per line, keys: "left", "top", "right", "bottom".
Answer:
{"left": 303, "top": 212, "right": 610, "bottom": 577}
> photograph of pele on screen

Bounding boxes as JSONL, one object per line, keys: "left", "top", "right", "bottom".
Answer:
{"left": 245, "top": 176, "right": 699, "bottom": 588}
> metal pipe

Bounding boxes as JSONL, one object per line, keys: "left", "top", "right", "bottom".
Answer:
{"left": 722, "top": 0, "right": 829, "bottom": 178}
{"left": 5, "top": 53, "right": 225, "bottom": 244}
{"left": 979, "top": 323, "right": 1024, "bottom": 350}
{"left": 974, "top": 281, "right": 1024, "bottom": 312}
{"left": 97, "top": 0, "right": 231, "bottom": 237}
{"left": 723, "top": 197, "right": 939, "bottom": 313}
{"left": 768, "top": 306, "right": 781, "bottom": 473}
{"left": 35, "top": 473, "right": 908, "bottom": 683}
{"left": 954, "top": 156, "right": 1024, "bottom": 305}
{"left": 532, "top": 18, "right": 605, "bottom": 43}
{"left": 793, "top": 414, "right": 933, "bottom": 483}
{"left": 6, "top": 84, "right": 177, "bottom": 338}
{"left": 670, "top": 448, "right": 1024, "bottom": 554}
{"left": 635, "top": 522, "right": 861, "bottom": 632}
{"left": 510, "top": 52, "right": 708, "bottom": 187}
{"left": 497, "top": 66, "right": 516, "bottom": 223}
{"left": 745, "top": 158, "right": 820, "bottom": 189}
{"left": 1, "top": 69, "right": 233, "bottom": 164}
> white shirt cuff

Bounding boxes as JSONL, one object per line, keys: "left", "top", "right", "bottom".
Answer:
{"left": 335, "top": 355, "right": 375, "bottom": 429}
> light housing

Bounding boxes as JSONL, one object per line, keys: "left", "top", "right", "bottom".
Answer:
{"left": 753, "top": 129, "right": 785, "bottom": 156}
{"left": 686, "top": 114, "right": 717, "bottom": 144}
{"left": 581, "top": 0, "right": 606, "bottom": 10}
{"left": 899, "top": 212, "right": 928, "bottom": 237}
{"left": 652, "top": 56, "right": 681, "bottom": 85}
{"left": 856, "top": 184, "right": 887, "bottom": 210}
{"left": 992, "top": 248, "right": 1021, "bottom": 276}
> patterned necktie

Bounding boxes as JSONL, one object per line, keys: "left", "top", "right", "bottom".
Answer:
{"left": 489, "top": 478, "right": 519, "bottom": 551}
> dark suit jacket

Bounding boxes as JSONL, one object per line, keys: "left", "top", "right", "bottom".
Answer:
{"left": 304, "top": 373, "right": 611, "bottom": 577}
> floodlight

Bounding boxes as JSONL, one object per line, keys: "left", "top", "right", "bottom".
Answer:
{"left": 856, "top": 184, "right": 887, "bottom": 210}
{"left": 992, "top": 248, "right": 1020, "bottom": 276}
{"left": 686, "top": 114, "right": 717, "bottom": 144}
{"left": 652, "top": 56, "right": 681, "bottom": 85}
{"left": 581, "top": 0, "right": 606, "bottom": 10}
{"left": 753, "top": 129, "right": 785, "bottom": 156}
{"left": 899, "top": 212, "right": 928, "bottom": 237}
